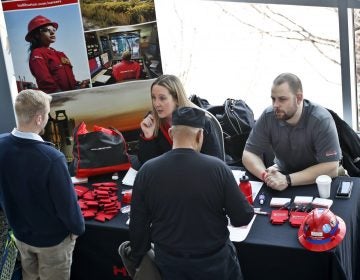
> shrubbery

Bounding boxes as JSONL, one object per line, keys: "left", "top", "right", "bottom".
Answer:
{"left": 80, "top": 0, "right": 156, "bottom": 27}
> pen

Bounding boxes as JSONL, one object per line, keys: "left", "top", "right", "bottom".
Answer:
{"left": 254, "top": 208, "right": 269, "bottom": 215}
{"left": 144, "top": 111, "right": 153, "bottom": 118}
{"left": 259, "top": 192, "right": 266, "bottom": 205}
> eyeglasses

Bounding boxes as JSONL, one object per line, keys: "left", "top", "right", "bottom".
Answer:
{"left": 39, "top": 27, "right": 57, "bottom": 33}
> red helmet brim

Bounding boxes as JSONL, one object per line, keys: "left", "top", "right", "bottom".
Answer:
{"left": 298, "top": 216, "right": 346, "bottom": 252}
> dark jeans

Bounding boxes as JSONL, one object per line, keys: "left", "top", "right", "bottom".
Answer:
{"left": 154, "top": 239, "right": 243, "bottom": 280}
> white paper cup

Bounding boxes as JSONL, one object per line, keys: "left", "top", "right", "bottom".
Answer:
{"left": 316, "top": 175, "right": 332, "bottom": 198}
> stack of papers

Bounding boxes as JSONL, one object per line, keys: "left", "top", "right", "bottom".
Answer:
{"left": 311, "top": 198, "right": 333, "bottom": 208}
{"left": 270, "top": 197, "right": 291, "bottom": 207}
{"left": 294, "top": 196, "right": 313, "bottom": 205}
{"left": 122, "top": 167, "right": 138, "bottom": 186}
{"left": 228, "top": 215, "right": 257, "bottom": 242}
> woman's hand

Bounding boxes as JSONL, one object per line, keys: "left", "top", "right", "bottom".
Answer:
{"left": 140, "top": 113, "right": 156, "bottom": 138}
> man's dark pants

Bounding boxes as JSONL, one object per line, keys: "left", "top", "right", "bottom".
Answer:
{"left": 154, "top": 239, "right": 243, "bottom": 280}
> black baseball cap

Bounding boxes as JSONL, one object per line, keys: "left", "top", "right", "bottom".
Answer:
{"left": 172, "top": 107, "right": 205, "bottom": 128}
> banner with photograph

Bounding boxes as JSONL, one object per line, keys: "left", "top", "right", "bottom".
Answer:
{"left": 2, "top": 0, "right": 163, "bottom": 161}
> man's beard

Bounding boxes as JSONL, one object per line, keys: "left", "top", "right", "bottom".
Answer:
{"left": 274, "top": 100, "right": 298, "bottom": 121}
{"left": 274, "top": 109, "right": 296, "bottom": 121}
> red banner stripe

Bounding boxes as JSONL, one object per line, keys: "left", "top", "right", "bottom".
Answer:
{"left": 2, "top": 0, "right": 78, "bottom": 11}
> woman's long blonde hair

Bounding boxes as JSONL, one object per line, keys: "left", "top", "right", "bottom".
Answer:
{"left": 150, "top": 75, "right": 195, "bottom": 136}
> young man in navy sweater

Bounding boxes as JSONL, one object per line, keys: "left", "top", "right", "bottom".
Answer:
{"left": 0, "top": 89, "right": 85, "bottom": 280}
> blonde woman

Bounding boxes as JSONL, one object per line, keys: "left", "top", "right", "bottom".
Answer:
{"left": 138, "top": 74, "right": 222, "bottom": 164}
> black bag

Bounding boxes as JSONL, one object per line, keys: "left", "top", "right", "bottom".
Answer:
{"left": 208, "top": 99, "right": 255, "bottom": 137}
{"left": 72, "top": 122, "right": 131, "bottom": 178}
{"left": 327, "top": 109, "right": 360, "bottom": 176}
{"left": 189, "top": 94, "right": 211, "bottom": 109}
{"left": 207, "top": 99, "right": 255, "bottom": 164}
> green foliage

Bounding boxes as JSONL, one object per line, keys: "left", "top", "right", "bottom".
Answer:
{"left": 80, "top": 0, "right": 156, "bottom": 28}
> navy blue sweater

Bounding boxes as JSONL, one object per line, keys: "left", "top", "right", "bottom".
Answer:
{"left": 0, "top": 133, "right": 85, "bottom": 247}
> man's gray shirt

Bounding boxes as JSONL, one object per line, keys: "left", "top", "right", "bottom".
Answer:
{"left": 245, "top": 99, "right": 342, "bottom": 173}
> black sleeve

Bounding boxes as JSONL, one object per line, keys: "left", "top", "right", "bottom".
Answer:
{"left": 201, "top": 118, "right": 223, "bottom": 160}
{"left": 138, "top": 130, "right": 172, "bottom": 164}
{"left": 129, "top": 169, "right": 151, "bottom": 266}
{"left": 138, "top": 136, "right": 161, "bottom": 164}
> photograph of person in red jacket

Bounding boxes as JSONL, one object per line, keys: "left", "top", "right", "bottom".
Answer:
{"left": 112, "top": 50, "right": 141, "bottom": 82}
{"left": 25, "top": 15, "right": 89, "bottom": 94}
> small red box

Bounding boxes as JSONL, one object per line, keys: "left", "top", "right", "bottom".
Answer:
{"left": 122, "top": 191, "right": 132, "bottom": 204}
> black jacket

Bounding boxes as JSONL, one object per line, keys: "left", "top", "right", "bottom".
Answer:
{"left": 138, "top": 116, "right": 222, "bottom": 164}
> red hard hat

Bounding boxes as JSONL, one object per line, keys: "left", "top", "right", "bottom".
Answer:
{"left": 25, "top": 15, "right": 58, "bottom": 42}
{"left": 298, "top": 208, "right": 346, "bottom": 252}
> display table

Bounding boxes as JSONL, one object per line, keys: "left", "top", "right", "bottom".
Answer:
{"left": 71, "top": 215, "right": 131, "bottom": 280}
{"left": 71, "top": 175, "right": 360, "bottom": 280}
{"left": 70, "top": 173, "right": 132, "bottom": 280}
{"left": 236, "top": 176, "right": 360, "bottom": 280}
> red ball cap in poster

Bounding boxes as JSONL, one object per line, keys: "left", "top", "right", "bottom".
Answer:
{"left": 298, "top": 208, "right": 346, "bottom": 252}
{"left": 25, "top": 15, "right": 59, "bottom": 42}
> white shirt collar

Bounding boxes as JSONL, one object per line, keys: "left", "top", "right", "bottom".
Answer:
{"left": 11, "top": 128, "right": 44, "bottom": 142}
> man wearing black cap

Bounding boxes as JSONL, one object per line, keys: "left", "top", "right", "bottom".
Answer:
{"left": 129, "top": 107, "right": 254, "bottom": 279}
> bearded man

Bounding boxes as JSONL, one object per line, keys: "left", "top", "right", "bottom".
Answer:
{"left": 242, "top": 73, "right": 342, "bottom": 191}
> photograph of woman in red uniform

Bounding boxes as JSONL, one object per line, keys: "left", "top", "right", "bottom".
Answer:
{"left": 25, "top": 15, "right": 89, "bottom": 94}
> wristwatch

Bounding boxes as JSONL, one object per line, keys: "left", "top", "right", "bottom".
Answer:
{"left": 286, "top": 174, "right": 292, "bottom": 187}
